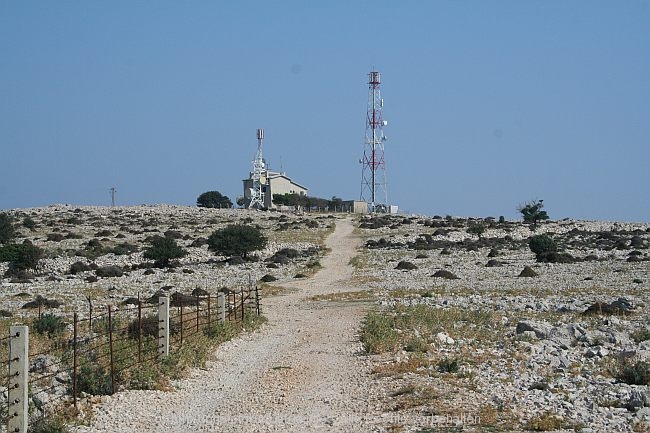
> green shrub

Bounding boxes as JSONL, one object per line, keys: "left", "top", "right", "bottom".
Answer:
{"left": 360, "top": 311, "right": 399, "bottom": 354}
{"left": 127, "top": 315, "right": 158, "bottom": 339}
{"left": 69, "top": 261, "right": 91, "bottom": 274}
{"left": 6, "top": 241, "right": 43, "bottom": 273}
{"left": 466, "top": 223, "right": 486, "bottom": 239}
{"left": 22, "top": 216, "right": 36, "bottom": 230}
{"left": 0, "top": 213, "right": 16, "bottom": 244}
{"left": 207, "top": 225, "right": 267, "bottom": 258}
{"left": 0, "top": 243, "right": 21, "bottom": 262}
{"left": 437, "top": 356, "right": 460, "bottom": 373}
{"left": 611, "top": 359, "right": 650, "bottom": 385}
{"left": 33, "top": 313, "right": 66, "bottom": 337}
{"left": 95, "top": 265, "right": 124, "bottom": 278}
{"left": 197, "top": 190, "right": 233, "bottom": 208}
{"left": 77, "top": 363, "right": 113, "bottom": 395}
{"left": 143, "top": 236, "right": 187, "bottom": 267}
{"left": 203, "top": 322, "right": 237, "bottom": 343}
{"left": 529, "top": 234, "right": 557, "bottom": 256}
{"left": 27, "top": 417, "right": 71, "bottom": 433}
{"left": 110, "top": 242, "right": 139, "bottom": 256}
{"left": 631, "top": 329, "right": 650, "bottom": 343}
{"left": 404, "top": 337, "right": 428, "bottom": 353}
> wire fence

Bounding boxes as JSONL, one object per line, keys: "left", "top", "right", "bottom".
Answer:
{"left": 2, "top": 286, "right": 261, "bottom": 433}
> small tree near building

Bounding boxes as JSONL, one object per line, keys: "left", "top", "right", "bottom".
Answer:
{"left": 197, "top": 191, "right": 233, "bottom": 208}
{"left": 207, "top": 225, "right": 267, "bottom": 258}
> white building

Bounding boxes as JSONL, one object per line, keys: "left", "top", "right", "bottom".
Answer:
{"left": 243, "top": 170, "right": 308, "bottom": 209}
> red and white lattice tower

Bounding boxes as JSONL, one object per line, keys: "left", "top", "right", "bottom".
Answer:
{"left": 360, "top": 70, "right": 388, "bottom": 212}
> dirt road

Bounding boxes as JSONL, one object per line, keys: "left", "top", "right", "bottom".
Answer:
{"left": 75, "top": 218, "right": 380, "bottom": 433}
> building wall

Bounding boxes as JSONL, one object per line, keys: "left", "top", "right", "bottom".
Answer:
{"left": 243, "top": 172, "right": 308, "bottom": 208}
{"left": 341, "top": 200, "right": 368, "bottom": 214}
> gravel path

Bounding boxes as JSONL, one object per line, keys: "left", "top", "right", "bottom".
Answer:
{"left": 74, "top": 218, "right": 380, "bottom": 433}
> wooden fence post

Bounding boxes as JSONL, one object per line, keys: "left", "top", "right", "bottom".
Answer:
{"left": 8, "top": 325, "right": 29, "bottom": 433}
{"left": 217, "top": 293, "right": 225, "bottom": 323}
{"left": 158, "top": 296, "right": 170, "bottom": 357}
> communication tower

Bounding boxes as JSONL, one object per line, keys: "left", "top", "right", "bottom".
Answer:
{"left": 249, "top": 128, "right": 266, "bottom": 209}
{"left": 360, "top": 70, "right": 388, "bottom": 212}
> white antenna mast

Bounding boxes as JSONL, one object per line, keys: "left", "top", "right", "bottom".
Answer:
{"left": 248, "top": 128, "right": 265, "bottom": 209}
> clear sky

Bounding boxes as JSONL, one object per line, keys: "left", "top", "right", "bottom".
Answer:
{"left": 1, "top": 1, "right": 649, "bottom": 222}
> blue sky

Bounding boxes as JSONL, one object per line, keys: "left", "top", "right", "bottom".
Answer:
{"left": 1, "top": 1, "right": 648, "bottom": 221}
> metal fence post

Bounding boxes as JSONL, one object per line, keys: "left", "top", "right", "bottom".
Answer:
{"left": 196, "top": 296, "right": 200, "bottom": 332}
{"left": 207, "top": 294, "right": 211, "bottom": 329}
{"left": 158, "top": 296, "right": 170, "bottom": 357}
{"left": 137, "top": 300, "right": 142, "bottom": 363}
{"left": 240, "top": 288, "right": 245, "bottom": 322}
{"left": 179, "top": 305, "right": 184, "bottom": 347}
{"left": 217, "top": 293, "right": 225, "bottom": 323}
{"left": 8, "top": 325, "right": 29, "bottom": 433}
{"left": 73, "top": 312, "right": 78, "bottom": 408}
{"left": 108, "top": 305, "right": 116, "bottom": 395}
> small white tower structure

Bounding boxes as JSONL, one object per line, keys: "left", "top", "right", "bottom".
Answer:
{"left": 248, "top": 128, "right": 266, "bottom": 209}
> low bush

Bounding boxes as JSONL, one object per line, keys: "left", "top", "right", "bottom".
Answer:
{"left": 96, "top": 266, "right": 124, "bottom": 278}
{"left": 22, "top": 216, "right": 36, "bottom": 230}
{"left": 360, "top": 311, "right": 399, "bottom": 354}
{"left": 27, "top": 417, "right": 70, "bottom": 433}
{"left": 611, "top": 359, "right": 650, "bottom": 385}
{"left": 69, "top": 261, "right": 91, "bottom": 274}
{"left": 77, "top": 363, "right": 113, "bottom": 395}
{"left": 111, "top": 242, "right": 139, "bottom": 256}
{"left": 631, "top": 329, "right": 650, "bottom": 343}
{"left": 529, "top": 234, "right": 557, "bottom": 256}
{"left": 33, "top": 313, "right": 66, "bottom": 337}
{"left": 437, "top": 357, "right": 460, "bottom": 373}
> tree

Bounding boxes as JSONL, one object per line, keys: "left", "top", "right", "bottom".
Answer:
{"left": 6, "top": 241, "right": 43, "bottom": 274}
{"left": 518, "top": 199, "right": 549, "bottom": 228}
{"left": 197, "top": 191, "right": 233, "bottom": 208}
{"left": 207, "top": 224, "right": 267, "bottom": 258}
{"left": 143, "top": 235, "right": 187, "bottom": 267}
{"left": 328, "top": 196, "right": 343, "bottom": 211}
{"left": 0, "top": 213, "right": 16, "bottom": 244}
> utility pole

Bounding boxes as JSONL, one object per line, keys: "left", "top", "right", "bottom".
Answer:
{"left": 109, "top": 187, "right": 117, "bottom": 207}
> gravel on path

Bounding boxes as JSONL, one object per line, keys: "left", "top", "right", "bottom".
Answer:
{"left": 73, "top": 218, "right": 382, "bottom": 433}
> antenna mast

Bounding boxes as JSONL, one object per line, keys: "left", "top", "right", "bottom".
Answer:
{"left": 249, "top": 128, "right": 266, "bottom": 209}
{"left": 109, "top": 187, "right": 117, "bottom": 207}
{"left": 360, "top": 70, "right": 388, "bottom": 212}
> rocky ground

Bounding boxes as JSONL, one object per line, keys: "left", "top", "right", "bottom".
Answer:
{"left": 0, "top": 206, "right": 648, "bottom": 432}
{"left": 352, "top": 214, "right": 649, "bottom": 432}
